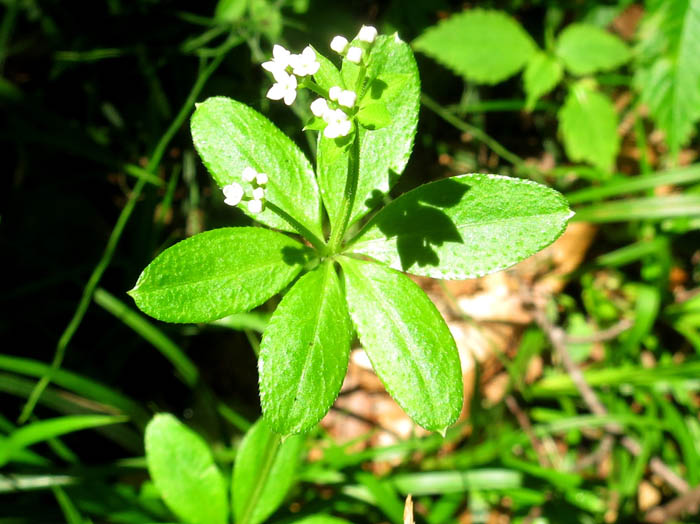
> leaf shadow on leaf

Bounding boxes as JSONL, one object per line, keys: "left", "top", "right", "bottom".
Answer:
{"left": 363, "top": 171, "right": 401, "bottom": 210}
{"left": 281, "top": 246, "right": 311, "bottom": 266}
{"left": 374, "top": 179, "right": 469, "bottom": 270}
{"left": 367, "top": 78, "right": 388, "bottom": 100}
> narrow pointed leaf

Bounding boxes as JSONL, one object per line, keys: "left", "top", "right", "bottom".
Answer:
{"left": 191, "top": 96, "right": 324, "bottom": 239}
{"left": 233, "top": 419, "right": 305, "bottom": 524}
{"left": 317, "top": 34, "right": 420, "bottom": 230}
{"left": 413, "top": 9, "right": 536, "bottom": 84}
{"left": 523, "top": 52, "right": 563, "bottom": 111}
{"left": 559, "top": 82, "right": 619, "bottom": 172}
{"left": 348, "top": 174, "right": 572, "bottom": 280}
{"left": 339, "top": 257, "right": 462, "bottom": 432}
{"left": 259, "top": 262, "right": 352, "bottom": 434}
{"left": 555, "top": 23, "right": 631, "bottom": 76}
{"left": 144, "top": 414, "right": 228, "bottom": 524}
{"left": 129, "top": 227, "right": 310, "bottom": 323}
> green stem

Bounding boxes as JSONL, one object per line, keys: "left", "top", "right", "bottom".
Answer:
{"left": 17, "top": 48, "right": 232, "bottom": 425}
{"left": 421, "top": 93, "right": 543, "bottom": 180}
{"left": 238, "top": 431, "right": 282, "bottom": 524}
{"left": 301, "top": 78, "right": 328, "bottom": 99}
{"left": 328, "top": 121, "right": 361, "bottom": 253}
{"left": 265, "top": 202, "right": 327, "bottom": 255}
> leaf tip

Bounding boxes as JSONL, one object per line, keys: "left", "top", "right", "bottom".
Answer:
{"left": 436, "top": 427, "right": 448, "bottom": 438}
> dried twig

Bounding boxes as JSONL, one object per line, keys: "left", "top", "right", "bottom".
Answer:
{"left": 564, "top": 318, "right": 633, "bottom": 344}
{"left": 506, "top": 395, "right": 554, "bottom": 468}
{"left": 645, "top": 485, "right": 700, "bottom": 523}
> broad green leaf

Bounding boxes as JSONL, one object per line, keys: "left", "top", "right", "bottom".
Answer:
{"left": 0, "top": 415, "right": 126, "bottom": 467}
{"left": 129, "top": 227, "right": 310, "bottom": 323}
{"left": 312, "top": 48, "right": 343, "bottom": 91}
{"left": 348, "top": 174, "right": 572, "bottom": 280}
{"left": 413, "top": 9, "right": 536, "bottom": 84}
{"left": 555, "top": 23, "right": 631, "bottom": 76}
{"left": 357, "top": 100, "right": 391, "bottom": 130}
{"left": 191, "top": 96, "right": 323, "bottom": 239}
{"left": 259, "top": 262, "right": 352, "bottom": 434}
{"left": 559, "top": 82, "right": 619, "bottom": 172}
{"left": 339, "top": 257, "right": 462, "bottom": 432}
{"left": 523, "top": 52, "right": 563, "bottom": 111}
{"left": 233, "top": 419, "right": 304, "bottom": 524}
{"left": 145, "top": 414, "right": 228, "bottom": 524}
{"left": 317, "top": 34, "right": 420, "bottom": 230}
{"left": 634, "top": 0, "right": 700, "bottom": 157}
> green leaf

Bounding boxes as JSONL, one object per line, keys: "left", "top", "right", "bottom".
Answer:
{"left": 339, "top": 257, "right": 462, "bottom": 432}
{"left": 555, "top": 23, "right": 631, "bottom": 76}
{"left": 559, "top": 81, "right": 619, "bottom": 172}
{"left": 634, "top": 0, "right": 700, "bottom": 157}
{"left": 523, "top": 52, "right": 563, "bottom": 111}
{"left": 259, "top": 262, "right": 352, "bottom": 434}
{"left": 317, "top": 34, "right": 420, "bottom": 230}
{"left": 233, "top": 419, "right": 305, "bottom": 524}
{"left": 214, "top": 0, "right": 247, "bottom": 22}
{"left": 191, "top": 96, "right": 324, "bottom": 239}
{"left": 348, "top": 174, "right": 572, "bottom": 280}
{"left": 0, "top": 415, "right": 126, "bottom": 468}
{"left": 129, "top": 227, "right": 310, "bottom": 323}
{"left": 357, "top": 100, "right": 391, "bottom": 130}
{"left": 290, "top": 517, "right": 352, "bottom": 524}
{"left": 413, "top": 9, "right": 536, "bottom": 84}
{"left": 312, "top": 48, "right": 343, "bottom": 91}
{"left": 145, "top": 414, "right": 228, "bottom": 524}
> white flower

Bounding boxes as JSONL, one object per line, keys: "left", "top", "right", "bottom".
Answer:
{"left": 242, "top": 166, "right": 257, "bottom": 182}
{"left": 248, "top": 199, "right": 263, "bottom": 214}
{"left": 255, "top": 172, "right": 268, "bottom": 185}
{"left": 310, "top": 98, "right": 329, "bottom": 117}
{"left": 330, "top": 35, "right": 349, "bottom": 54}
{"left": 357, "top": 25, "right": 378, "bottom": 43}
{"left": 323, "top": 109, "right": 352, "bottom": 139}
{"left": 222, "top": 182, "right": 244, "bottom": 206}
{"left": 346, "top": 46, "right": 362, "bottom": 64}
{"left": 337, "top": 89, "right": 357, "bottom": 108}
{"left": 262, "top": 44, "right": 291, "bottom": 75}
{"left": 252, "top": 187, "right": 265, "bottom": 200}
{"left": 266, "top": 70, "right": 297, "bottom": 105}
{"left": 288, "top": 46, "right": 320, "bottom": 77}
{"left": 328, "top": 86, "right": 342, "bottom": 101}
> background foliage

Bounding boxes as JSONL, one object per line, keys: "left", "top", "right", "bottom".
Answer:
{"left": 2, "top": 0, "right": 700, "bottom": 523}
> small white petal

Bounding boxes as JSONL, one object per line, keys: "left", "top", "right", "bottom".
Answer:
{"left": 256, "top": 172, "right": 268, "bottom": 185}
{"left": 242, "top": 167, "right": 257, "bottom": 182}
{"left": 310, "top": 98, "right": 329, "bottom": 117}
{"left": 330, "top": 35, "right": 349, "bottom": 53}
{"left": 346, "top": 46, "right": 362, "bottom": 63}
{"left": 262, "top": 60, "right": 282, "bottom": 73}
{"left": 324, "top": 125, "right": 340, "bottom": 139}
{"left": 266, "top": 84, "right": 285, "bottom": 101}
{"left": 357, "top": 25, "right": 378, "bottom": 43}
{"left": 252, "top": 187, "right": 265, "bottom": 200}
{"left": 328, "top": 86, "right": 342, "bottom": 101}
{"left": 338, "top": 119, "right": 352, "bottom": 136}
{"left": 222, "top": 183, "right": 243, "bottom": 206}
{"left": 337, "top": 89, "right": 357, "bottom": 108}
{"left": 283, "top": 89, "right": 297, "bottom": 105}
{"left": 248, "top": 199, "right": 263, "bottom": 214}
{"left": 272, "top": 44, "right": 291, "bottom": 62}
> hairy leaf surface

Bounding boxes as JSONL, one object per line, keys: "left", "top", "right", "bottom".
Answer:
{"left": 317, "top": 34, "right": 420, "bottom": 230}
{"left": 191, "top": 96, "right": 323, "bottom": 238}
{"left": 339, "top": 258, "right": 463, "bottom": 432}
{"left": 555, "top": 23, "right": 631, "bottom": 75}
{"left": 145, "top": 414, "right": 228, "bottom": 524}
{"left": 129, "top": 227, "right": 310, "bottom": 323}
{"left": 559, "top": 82, "right": 619, "bottom": 172}
{"left": 233, "top": 419, "right": 304, "bottom": 524}
{"left": 413, "top": 9, "right": 536, "bottom": 84}
{"left": 349, "top": 174, "right": 572, "bottom": 280}
{"left": 259, "top": 262, "right": 352, "bottom": 434}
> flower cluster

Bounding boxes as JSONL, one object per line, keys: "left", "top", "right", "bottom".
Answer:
{"left": 222, "top": 166, "right": 268, "bottom": 214}
{"left": 262, "top": 25, "right": 379, "bottom": 139}
{"left": 263, "top": 45, "right": 320, "bottom": 106}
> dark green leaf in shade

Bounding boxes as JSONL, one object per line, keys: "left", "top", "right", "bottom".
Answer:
{"left": 144, "top": 414, "right": 228, "bottom": 524}
{"left": 191, "top": 96, "right": 324, "bottom": 239}
{"left": 233, "top": 418, "right": 305, "bottom": 524}
{"left": 317, "top": 34, "right": 420, "bottom": 231}
{"left": 348, "top": 174, "right": 573, "bottom": 280}
{"left": 129, "top": 227, "right": 310, "bottom": 323}
{"left": 339, "top": 257, "right": 463, "bottom": 433}
{"left": 259, "top": 262, "right": 352, "bottom": 434}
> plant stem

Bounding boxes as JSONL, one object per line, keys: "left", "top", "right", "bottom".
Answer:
{"left": 265, "top": 202, "right": 328, "bottom": 255}
{"left": 328, "top": 121, "right": 361, "bottom": 253}
{"left": 17, "top": 47, "right": 233, "bottom": 425}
